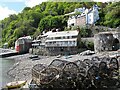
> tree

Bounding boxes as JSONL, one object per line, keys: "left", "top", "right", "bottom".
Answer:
{"left": 104, "top": 2, "right": 120, "bottom": 28}
{"left": 22, "top": 7, "right": 31, "bottom": 12}
{"left": 38, "top": 16, "right": 51, "bottom": 32}
{"left": 2, "top": 2, "right": 119, "bottom": 47}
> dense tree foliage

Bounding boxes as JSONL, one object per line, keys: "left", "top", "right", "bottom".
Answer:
{"left": 1, "top": 2, "right": 120, "bottom": 47}
{"left": 96, "top": 2, "right": 120, "bottom": 28}
{"left": 39, "top": 15, "right": 67, "bottom": 32}
{"left": 103, "top": 2, "right": 120, "bottom": 28}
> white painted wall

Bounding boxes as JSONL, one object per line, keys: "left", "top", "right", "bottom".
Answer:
{"left": 86, "top": 7, "right": 99, "bottom": 24}
{"left": 68, "top": 16, "right": 76, "bottom": 27}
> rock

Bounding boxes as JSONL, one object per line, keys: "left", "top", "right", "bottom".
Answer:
{"left": 79, "top": 50, "right": 95, "bottom": 56}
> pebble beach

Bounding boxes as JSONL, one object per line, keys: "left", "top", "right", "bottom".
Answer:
{"left": 5, "top": 53, "right": 95, "bottom": 82}
{"left": 4, "top": 50, "right": 120, "bottom": 87}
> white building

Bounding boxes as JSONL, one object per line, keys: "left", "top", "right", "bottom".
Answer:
{"left": 36, "top": 30, "right": 80, "bottom": 55}
{"left": 45, "top": 30, "right": 79, "bottom": 47}
{"left": 86, "top": 5, "right": 99, "bottom": 25}
{"left": 67, "top": 16, "right": 77, "bottom": 27}
{"left": 67, "top": 5, "right": 99, "bottom": 27}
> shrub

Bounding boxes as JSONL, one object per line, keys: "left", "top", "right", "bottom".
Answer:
{"left": 85, "top": 41, "right": 94, "bottom": 50}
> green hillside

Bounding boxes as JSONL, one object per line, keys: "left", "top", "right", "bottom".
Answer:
{"left": 1, "top": 2, "right": 120, "bottom": 47}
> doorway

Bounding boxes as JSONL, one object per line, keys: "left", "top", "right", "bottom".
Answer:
{"left": 112, "top": 38, "right": 119, "bottom": 51}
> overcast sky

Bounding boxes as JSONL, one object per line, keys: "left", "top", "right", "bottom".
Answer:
{"left": 0, "top": 0, "right": 117, "bottom": 20}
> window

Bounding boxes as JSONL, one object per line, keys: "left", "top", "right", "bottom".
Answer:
{"left": 72, "top": 36, "right": 77, "bottom": 38}
{"left": 53, "top": 41, "right": 56, "bottom": 44}
{"left": 94, "top": 14, "right": 96, "bottom": 18}
{"left": 65, "top": 41, "right": 68, "bottom": 45}
{"left": 67, "top": 36, "right": 69, "bottom": 39}
{"left": 89, "top": 19, "right": 91, "bottom": 21}
{"left": 55, "top": 37, "right": 61, "bottom": 39}
{"left": 63, "top": 36, "right": 66, "bottom": 39}
{"left": 71, "top": 23, "right": 74, "bottom": 26}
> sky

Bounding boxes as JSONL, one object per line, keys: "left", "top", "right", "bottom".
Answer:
{"left": 0, "top": 0, "right": 47, "bottom": 20}
{"left": 0, "top": 0, "right": 117, "bottom": 20}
